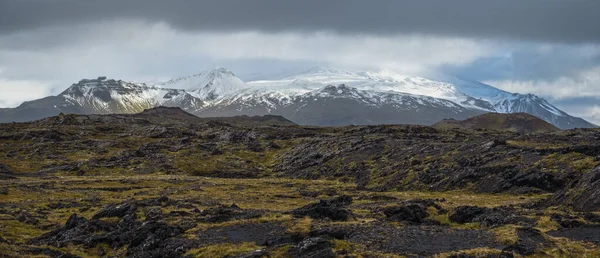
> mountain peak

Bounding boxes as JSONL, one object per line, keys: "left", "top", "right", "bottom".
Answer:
{"left": 60, "top": 77, "right": 131, "bottom": 97}
{"left": 160, "top": 67, "right": 246, "bottom": 101}
{"left": 315, "top": 84, "right": 362, "bottom": 98}
{"left": 203, "top": 66, "right": 236, "bottom": 77}
{"left": 321, "top": 84, "right": 354, "bottom": 93}
{"left": 301, "top": 66, "right": 355, "bottom": 75}
{"left": 76, "top": 77, "right": 118, "bottom": 85}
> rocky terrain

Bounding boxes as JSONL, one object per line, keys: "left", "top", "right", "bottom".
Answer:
{"left": 1, "top": 107, "right": 600, "bottom": 257}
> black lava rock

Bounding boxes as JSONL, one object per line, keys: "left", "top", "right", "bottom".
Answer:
{"left": 449, "top": 206, "right": 488, "bottom": 224}
{"left": 292, "top": 196, "right": 353, "bottom": 221}
{"left": 288, "top": 237, "right": 335, "bottom": 258}
{"left": 382, "top": 203, "right": 428, "bottom": 223}
{"left": 449, "top": 206, "right": 532, "bottom": 228}
{"left": 197, "top": 204, "right": 263, "bottom": 223}
{"left": 92, "top": 202, "right": 138, "bottom": 220}
{"left": 502, "top": 227, "right": 547, "bottom": 256}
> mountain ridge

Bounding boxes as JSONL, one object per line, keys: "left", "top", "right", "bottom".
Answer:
{"left": 0, "top": 67, "right": 596, "bottom": 129}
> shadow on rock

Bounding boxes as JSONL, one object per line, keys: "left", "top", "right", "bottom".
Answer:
{"left": 347, "top": 222, "right": 501, "bottom": 256}
{"left": 546, "top": 165, "right": 600, "bottom": 212}
{"left": 0, "top": 164, "right": 16, "bottom": 180}
{"left": 197, "top": 203, "right": 264, "bottom": 223}
{"left": 548, "top": 226, "right": 600, "bottom": 245}
{"left": 502, "top": 227, "right": 548, "bottom": 256}
{"left": 288, "top": 237, "right": 335, "bottom": 258}
{"left": 449, "top": 206, "right": 534, "bottom": 228}
{"left": 382, "top": 199, "right": 446, "bottom": 223}
{"left": 292, "top": 195, "right": 353, "bottom": 221}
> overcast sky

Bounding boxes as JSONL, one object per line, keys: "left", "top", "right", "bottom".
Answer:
{"left": 1, "top": 0, "right": 599, "bottom": 123}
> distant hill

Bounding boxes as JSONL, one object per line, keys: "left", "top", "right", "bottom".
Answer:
{"left": 433, "top": 112, "right": 560, "bottom": 134}
{"left": 198, "top": 115, "right": 296, "bottom": 126}
{"left": 31, "top": 106, "right": 295, "bottom": 127}
{"left": 132, "top": 106, "right": 204, "bottom": 124}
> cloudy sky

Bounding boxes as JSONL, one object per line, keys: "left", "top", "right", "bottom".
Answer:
{"left": 1, "top": 0, "right": 599, "bottom": 123}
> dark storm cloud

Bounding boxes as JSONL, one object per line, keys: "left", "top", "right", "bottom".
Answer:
{"left": 0, "top": 0, "right": 599, "bottom": 43}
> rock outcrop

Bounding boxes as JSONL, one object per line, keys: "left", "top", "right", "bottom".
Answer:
{"left": 547, "top": 165, "right": 600, "bottom": 212}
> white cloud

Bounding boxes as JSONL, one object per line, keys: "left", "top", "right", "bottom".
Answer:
{"left": 583, "top": 106, "right": 600, "bottom": 125}
{"left": 176, "top": 30, "right": 493, "bottom": 74}
{"left": 1, "top": 18, "right": 599, "bottom": 128}
{"left": 0, "top": 77, "right": 55, "bottom": 107}
{"left": 554, "top": 104, "right": 600, "bottom": 126}
{"left": 485, "top": 66, "right": 600, "bottom": 99}
{"left": 485, "top": 66, "right": 600, "bottom": 124}
{"left": 0, "top": 20, "right": 495, "bottom": 85}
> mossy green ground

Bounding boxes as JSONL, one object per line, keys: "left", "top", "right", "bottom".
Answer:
{"left": 1, "top": 175, "right": 598, "bottom": 257}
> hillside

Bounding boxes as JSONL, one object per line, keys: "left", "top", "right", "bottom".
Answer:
{"left": 34, "top": 106, "right": 294, "bottom": 127}
{"left": 1, "top": 110, "right": 600, "bottom": 257}
{"left": 433, "top": 112, "right": 561, "bottom": 134}
{"left": 197, "top": 115, "right": 297, "bottom": 126}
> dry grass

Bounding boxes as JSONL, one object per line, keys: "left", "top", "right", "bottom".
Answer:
{"left": 0, "top": 174, "right": 593, "bottom": 257}
{"left": 331, "top": 239, "right": 406, "bottom": 258}
{"left": 536, "top": 216, "right": 562, "bottom": 233}
{"left": 381, "top": 190, "right": 548, "bottom": 208}
{"left": 434, "top": 248, "right": 502, "bottom": 258}
{"left": 185, "top": 242, "right": 263, "bottom": 258}
{"left": 490, "top": 225, "right": 519, "bottom": 245}
{"left": 285, "top": 216, "right": 313, "bottom": 237}
{"left": 535, "top": 237, "right": 600, "bottom": 258}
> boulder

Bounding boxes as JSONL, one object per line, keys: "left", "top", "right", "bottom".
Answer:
{"left": 288, "top": 237, "right": 335, "bottom": 258}
{"left": 144, "top": 208, "right": 163, "bottom": 221}
{"left": 449, "top": 206, "right": 488, "bottom": 224}
{"left": 382, "top": 203, "right": 428, "bottom": 223}
{"left": 92, "top": 202, "right": 137, "bottom": 220}
{"left": 292, "top": 196, "right": 353, "bottom": 221}
{"left": 449, "top": 206, "right": 532, "bottom": 228}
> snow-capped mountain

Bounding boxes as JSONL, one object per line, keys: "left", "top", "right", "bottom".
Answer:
{"left": 196, "top": 84, "right": 482, "bottom": 126}
{"left": 0, "top": 77, "right": 203, "bottom": 122}
{"left": 0, "top": 67, "right": 595, "bottom": 129}
{"left": 60, "top": 77, "right": 204, "bottom": 113}
{"left": 233, "top": 67, "right": 594, "bottom": 129}
{"left": 160, "top": 67, "right": 246, "bottom": 101}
